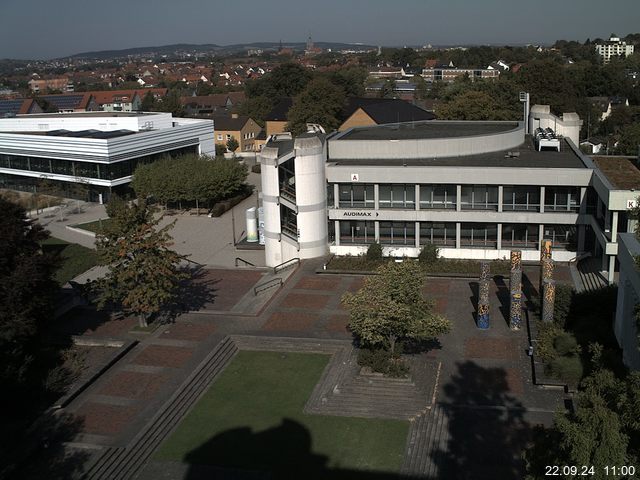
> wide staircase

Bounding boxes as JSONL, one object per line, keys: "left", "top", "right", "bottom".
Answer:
{"left": 576, "top": 257, "right": 609, "bottom": 292}
{"left": 83, "top": 337, "right": 238, "bottom": 480}
{"left": 401, "top": 404, "right": 450, "bottom": 478}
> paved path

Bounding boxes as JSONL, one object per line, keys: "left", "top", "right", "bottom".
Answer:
{"left": 28, "top": 259, "right": 567, "bottom": 480}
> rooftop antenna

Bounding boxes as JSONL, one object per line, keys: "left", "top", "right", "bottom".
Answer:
{"left": 519, "top": 92, "right": 530, "bottom": 134}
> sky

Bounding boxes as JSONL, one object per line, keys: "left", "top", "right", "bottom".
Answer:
{"left": 1, "top": 0, "right": 639, "bottom": 59}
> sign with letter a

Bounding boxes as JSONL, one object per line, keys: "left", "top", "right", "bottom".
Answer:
{"left": 351, "top": 173, "right": 359, "bottom": 182}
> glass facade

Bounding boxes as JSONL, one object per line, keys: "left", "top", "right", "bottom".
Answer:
{"left": 419, "top": 185, "right": 456, "bottom": 209}
{"left": 544, "top": 187, "right": 580, "bottom": 212}
{"left": 0, "top": 145, "right": 198, "bottom": 181}
{"left": 338, "top": 184, "right": 374, "bottom": 208}
{"left": 460, "top": 223, "right": 498, "bottom": 248}
{"left": 502, "top": 224, "right": 539, "bottom": 249}
{"left": 420, "top": 222, "right": 456, "bottom": 246}
{"left": 544, "top": 225, "right": 576, "bottom": 250}
{"left": 460, "top": 185, "right": 499, "bottom": 211}
{"left": 379, "top": 221, "right": 415, "bottom": 245}
{"left": 339, "top": 220, "right": 375, "bottom": 244}
{"left": 502, "top": 186, "right": 540, "bottom": 211}
{"left": 378, "top": 184, "right": 415, "bottom": 209}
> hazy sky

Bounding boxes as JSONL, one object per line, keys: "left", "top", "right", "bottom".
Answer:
{"left": 1, "top": 0, "right": 639, "bottom": 59}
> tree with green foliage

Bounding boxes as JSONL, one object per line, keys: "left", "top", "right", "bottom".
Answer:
{"left": 286, "top": 77, "right": 345, "bottom": 135}
{"left": 615, "top": 122, "right": 640, "bottom": 155}
{"left": 94, "top": 197, "right": 187, "bottom": 327}
{"left": 215, "top": 143, "right": 227, "bottom": 157}
{"left": 342, "top": 261, "right": 451, "bottom": 354}
{"left": 438, "top": 89, "right": 518, "bottom": 121}
{"left": 378, "top": 79, "right": 397, "bottom": 99}
{"left": 327, "top": 66, "right": 368, "bottom": 97}
{"left": 237, "top": 95, "right": 274, "bottom": 127}
{"left": 245, "top": 62, "right": 312, "bottom": 99}
{"left": 226, "top": 136, "right": 239, "bottom": 153}
{"left": 140, "top": 91, "right": 157, "bottom": 111}
{"left": 0, "top": 198, "right": 57, "bottom": 396}
{"left": 157, "top": 89, "right": 184, "bottom": 116}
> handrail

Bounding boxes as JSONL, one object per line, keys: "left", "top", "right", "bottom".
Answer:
{"left": 273, "top": 257, "right": 300, "bottom": 274}
{"left": 254, "top": 277, "right": 283, "bottom": 295}
{"left": 569, "top": 251, "right": 592, "bottom": 264}
{"left": 235, "top": 257, "right": 256, "bottom": 267}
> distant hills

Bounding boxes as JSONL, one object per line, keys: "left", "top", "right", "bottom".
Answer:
{"left": 64, "top": 42, "right": 379, "bottom": 60}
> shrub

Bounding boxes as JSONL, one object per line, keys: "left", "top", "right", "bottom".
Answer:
{"left": 553, "top": 284, "right": 575, "bottom": 328}
{"left": 357, "top": 347, "right": 409, "bottom": 377}
{"left": 535, "top": 321, "right": 564, "bottom": 362}
{"left": 553, "top": 331, "right": 580, "bottom": 356}
{"left": 251, "top": 164, "right": 261, "bottom": 174}
{"left": 548, "top": 355, "right": 583, "bottom": 385}
{"left": 418, "top": 243, "right": 439, "bottom": 265}
{"left": 366, "top": 241, "right": 383, "bottom": 262}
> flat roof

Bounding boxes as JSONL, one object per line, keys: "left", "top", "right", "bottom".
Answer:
{"left": 338, "top": 121, "right": 520, "bottom": 141}
{"left": 0, "top": 129, "right": 138, "bottom": 139}
{"left": 592, "top": 156, "right": 640, "bottom": 190}
{"left": 14, "top": 112, "right": 159, "bottom": 119}
{"left": 329, "top": 137, "right": 587, "bottom": 169}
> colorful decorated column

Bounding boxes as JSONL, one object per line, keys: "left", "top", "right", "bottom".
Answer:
{"left": 477, "top": 262, "right": 490, "bottom": 329}
{"left": 542, "top": 279, "right": 556, "bottom": 323}
{"left": 510, "top": 290, "right": 523, "bottom": 330}
{"left": 539, "top": 239, "right": 552, "bottom": 294}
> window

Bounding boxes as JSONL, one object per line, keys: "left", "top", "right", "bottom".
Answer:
{"left": 378, "top": 184, "right": 415, "bottom": 209}
{"left": 502, "top": 224, "right": 539, "bottom": 249}
{"left": 338, "top": 184, "right": 374, "bottom": 208}
{"left": 379, "top": 221, "right": 415, "bottom": 245}
{"left": 460, "top": 223, "right": 498, "bottom": 248}
{"left": 420, "top": 222, "right": 456, "bottom": 246}
{"left": 461, "top": 185, "right": 499, "bottom": 210}
{"left": 419, "top": 184, "right": 456, "bottom": 209}
{"left": 340, "top": 221, "right": 375, "bottom": 244}
{"left": 544, "top": 187, "right": 580, "bottom": 212}
{"left": 327, "top": 183, "right": 335, "bottom": 208}
{"left": 217, "top": 134, "right": 222, "bottom": 140}
{"left": 226, "top": 134, "right": 231, "bottom": 140}
{"left": 544, "top": 225, "right": 576, "bottom": 251}
{"left": 502, "top": 186, "right": 540, "bottom": 211}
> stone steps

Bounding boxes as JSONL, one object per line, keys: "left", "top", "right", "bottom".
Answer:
{"left": 577, "top": 258, "right": 608, "bottom": 292}
{"left": 83, "top": 337, "right": 239, "bottom": 480}
{"left": 402, "top": 404, "right": 449, "bottom": 478}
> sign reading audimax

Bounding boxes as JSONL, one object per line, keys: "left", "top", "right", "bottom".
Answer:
{"left": 343, "top": 211, "right": 379, "bottom": 217}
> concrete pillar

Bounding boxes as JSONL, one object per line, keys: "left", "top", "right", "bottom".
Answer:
{"left": 456, "top": 185, "right": 462, "bottom": 212}
{"left": 497, "top": 223, "right": 502, "bottom": 250}
{"left": 333, "top": 184, "right": 339, "bottom": 209}
{"left": 577, "top": 224, "right": 586, "bottom": 252}
{"left": 538, "top": 224, "right": 545, "bottom": 250}
{"left": 374, "top": 184, "right": 379, "bottom": 210}
{"left": 456, "top": 222, "right": 461, "bottom": 249}
{"left": 612, "top": 211, "right": 619, "bottom": 242}
{"left": 375, "top": 221, "right": 380, "bottom": 242}
{"left": 334, "top": 220, "right": 340, "bottom": 246}
{"left": 498, "top": 185, "right": 503, "bottom": 213}
{"left": 579, "top": 187, "right": 587, "bottom": 214}
{"left": 608, "top": 255, "right": 616, "bottom": 284}
{"left": 415, "top": 185, "right": 420, "bottom": 211}
{"left": 415, "top": 221, "right": 420, "bottom": 248}
{"left": 539, "top": 186, "right": 545, "bottom": 213}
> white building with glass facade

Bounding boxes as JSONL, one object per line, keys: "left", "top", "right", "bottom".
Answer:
{"left": 0, "top": 112, "right": 214, "bottom": 202}
{"left": 259, "top": 108, "right": 640, "bottom": 283}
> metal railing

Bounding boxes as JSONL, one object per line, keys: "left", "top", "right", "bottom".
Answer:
{"left": 253, "top": 277, "right": 283, "bottom": 295}
{"left": 235, "top": 257, "right": 256, "bottom": 267}
{"left": 273, "top": 257, "right": 300, "bottom": 274}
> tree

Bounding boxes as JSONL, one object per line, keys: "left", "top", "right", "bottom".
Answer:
{"left": 0, "top": 198, "right": 57, "bottom": 394}
{"left": 94, "top": 197, "right": 187, "bottom": 327}
{"left": 437, "top": 90, "right": 517, "bottom": 120}
{"left": 157, "top": 89, "right": 184, "bottom": 116}
{"left": 140, "top": 91, "right": 157, "bottom": 111}
{"left": 286, "top": 77, "right": 345, "bottom": 135}
{"left": 378, "top": 79, "right": 397, "bottom": 99}
{"left": 342, "top": 262, "right": 451, "bottom": 354}
{"left": 215, "top": 143, "right": 227, "bottom": 157}
{"left": 615, "top": 122, "right": 640, "bottom": 155}
{"left": 226, "top": 136, "right": 239, "bottom": 153}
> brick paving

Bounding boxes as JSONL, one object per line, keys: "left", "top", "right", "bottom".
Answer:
{"left": 75, "top": 403, "right": 140, "bottom": 436}
{"left": 280, "top": 292, "right": 331, "bottom": 309}
{"left": 196, "top": 269, "right": 264, "bottom": 311}
{"left": 262, "top": 311, "right": 320, "bottom": 331}
{"left": 52, "top": 308, "right": 138, "bottom": 337}
{"left": 98, "top": 371, "right": 168, "bottom": 400}
{"left": 464, "top": 337, "right": 520, "bottom": 360}
{"left": 131, "top": 345, "right": 194, "bottom": 369}
{"left": 159, "top": 321, "right": 216, "bottom": 341}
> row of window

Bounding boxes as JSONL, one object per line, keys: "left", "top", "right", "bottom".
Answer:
{"left": 330, "top": 184, "right": 581, "bottom": 212}
{"left": 335, "top": 221, "right": 575, "bottom": 250}
{"left": 0, "top": 147, "right": 197, "bottom": 181}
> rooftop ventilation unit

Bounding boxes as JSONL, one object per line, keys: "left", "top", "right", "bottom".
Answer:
{"left": 534, "top": 127, "right": 561, "bottom": 152}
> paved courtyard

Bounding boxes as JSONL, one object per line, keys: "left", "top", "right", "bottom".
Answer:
{"left": 37, "top": 259, "right": 567, "bottom": 479}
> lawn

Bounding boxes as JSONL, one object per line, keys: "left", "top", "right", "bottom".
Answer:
{"left": 72, "top": 218, "right": 112, "bottom": 234}
{"left": 41, "top": 237, "right": 98, "bottom": 285}
{"left": 155, "top": 351, "right": 409, "bottom": 478}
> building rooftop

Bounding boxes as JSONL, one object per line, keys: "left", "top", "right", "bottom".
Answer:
{"left": 329, "top": 137, "right": 587, "bottom": 169}
{"left": 338, "top": 121, "right": 520, "bottom": 141}
{"left": 592, "top": 156, "right": 640, "bottom": 190}
{"left": 14, "top": 111, "right": 158, "bottom": 119}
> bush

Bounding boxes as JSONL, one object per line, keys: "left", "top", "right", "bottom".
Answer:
{"left": 548, "top": 355, "right": 583, "bottom": 385}
{"left": 366, "top": 241, "right": 383, "bottom": 261}
{"left": 553, "top": 284, "right": 575, "bottom": 328}
{"left": 418, "top": 243, "right": 439, "bottom": 265}
{"left": 553, "top": 331, "right": 580, "bottom": 356}
{"left": 535, "top": 321, "right": 564, "bottom": 362}
{"left": 357, "top": 347, "right": 409, "bottom": 378}
{"left": 251, "top": 164, "right": 261, "bottom": 174}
